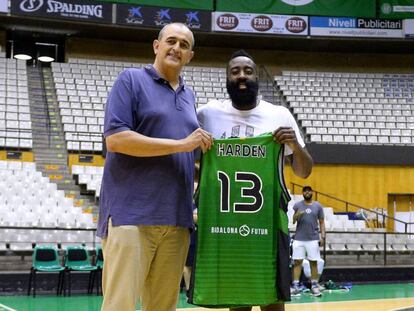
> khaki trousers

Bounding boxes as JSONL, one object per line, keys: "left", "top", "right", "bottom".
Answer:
{"left": 101, "top": 219, "right": 190, "bottom": 311}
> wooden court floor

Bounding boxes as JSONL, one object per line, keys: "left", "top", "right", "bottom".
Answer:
{"left": 0, "top": 283, "right": 413, "bottom": 311}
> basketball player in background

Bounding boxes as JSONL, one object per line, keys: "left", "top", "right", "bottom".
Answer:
{"left": 291, "top": 186, "right": 325, "bottom": 297}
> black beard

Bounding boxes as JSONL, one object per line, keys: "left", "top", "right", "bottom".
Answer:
{"left": 304, "top": 193, "right": 313, "bottom": 200}
{"left": 226, "top": 79, "right": 259, "bottom": 108}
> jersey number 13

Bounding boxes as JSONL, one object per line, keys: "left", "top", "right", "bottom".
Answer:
{"left": 217, "top": 171, "right": 263, "bottom": 214}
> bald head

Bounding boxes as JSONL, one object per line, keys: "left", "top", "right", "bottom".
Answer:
{"left": 158, "top": 23, "right": 195, "bottom": 49}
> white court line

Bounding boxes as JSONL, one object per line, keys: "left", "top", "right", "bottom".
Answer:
{"left": 0, "top": 303, "right": 17, "bottom": 311}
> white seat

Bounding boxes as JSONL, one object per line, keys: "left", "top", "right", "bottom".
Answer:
{"left": 328, "top": 235, "right": 347, "bottom": 251}
{"left": 71, "top": 165, "right": 84, "bottom": 175}
{"left": 58, "top": 212, "right": 77, "bottom": 228}
{"left": 8, "top": 161, "right": 22, "bottom": 170}
{"left": 0, "top": 160, "right": 8, "bottom": 169}
{"left": 323, "top": 207, "right": 334, "bottom": 221}
{"left": 77, "top": 213, "right": 95, "bottom": 228}
{"left": 353, "top": 220, "right": 366, "bottom": 230}
{"left": 38, "top": 213, "right": 58, "bottom": 227}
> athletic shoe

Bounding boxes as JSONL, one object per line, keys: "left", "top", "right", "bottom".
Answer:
{"left": 290, "top": 284, "right": 302, "bottom": 296}
{"left": 311, "top": 284, "right": 322, "bottom": 297}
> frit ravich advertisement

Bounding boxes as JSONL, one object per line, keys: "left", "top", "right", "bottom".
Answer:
{"left": 215, "top": 0, "right": 375, "bottom": 18}
{"left": 310, "top": 17, "right": 403, "bottom": 38}
{"left": 11, "top": 0, "right": 112, "bottom": 23}
{"left": 116, "top": 4, "right": 211, "bottom": 31}
{"left": 213, "top": 11, "right": 308, "bottom": 35}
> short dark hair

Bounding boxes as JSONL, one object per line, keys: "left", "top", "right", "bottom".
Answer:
{"left": 302, "top": 186, "right": 312, "bottom": 192}
{"left": 229, "top": 49, "right": 254, "bottom": 62}
{"left": 227, "top": 50, "right": 256, "bottom": 75}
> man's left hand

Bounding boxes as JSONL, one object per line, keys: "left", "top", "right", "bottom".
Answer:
{"left": 320, "top": 237, "right": 325, "bottom": 247}
{"left": 272, "top": 127, "right": 301, "bottom": 152}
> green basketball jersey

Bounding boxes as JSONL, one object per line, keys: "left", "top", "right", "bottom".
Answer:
{"left": 189, "top": 134, "right": 291, "bottom": 308}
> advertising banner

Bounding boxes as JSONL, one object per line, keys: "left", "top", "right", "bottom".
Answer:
{"left": 216, "top": 0, "right": 375, "bottom": 18}
{"left": 212, "top": 11, "right": 308, "bottom": 36}
{"left": 0, "top": 0, "right": 7, "bottom": 14}
{"left": 379, "top": 0, "right": 414, "bottom": 19}
{"left": 404, "top": 19, "right": 414, "bottom": 37}
{"left": 116, "top": 4, "right": 211, "bottom": 31}
{"left": 101, "top": 0, "right": 214, "bottom": 11}
{"left": 310, "top": 17, "right": 403, "bottom": 38}
{"left": 11, "top": 0, "right": 113, "bottom": 23}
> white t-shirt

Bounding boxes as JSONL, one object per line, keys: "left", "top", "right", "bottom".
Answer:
{"left": 197, "top": 99, "right": 305, "bottom": 155}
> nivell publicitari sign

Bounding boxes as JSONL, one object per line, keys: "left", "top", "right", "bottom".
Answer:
{"left": 212, "top": 11, "right": 308, "bottom": 36}
{"left": 310, "top": 17, "right": 403, "bottom": 38}
{"left": 11, "top": 0, "right": 113, "bottom": 23}
{"left": 0, "top": 0, "right": 7, "bottom": 13}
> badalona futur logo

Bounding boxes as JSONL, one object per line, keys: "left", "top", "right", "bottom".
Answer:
{"left": 281, "top": 0, "right": 314, "bottom": 5}
{"left": 20, "top": 0, "right": 44, "bottom": 12}
{"left": 239, "top": 224, "right": 250, "bottom": 237}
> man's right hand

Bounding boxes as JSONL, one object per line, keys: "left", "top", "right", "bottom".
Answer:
{"left": 293, "top": 210, "right": 305, "bottom": 223}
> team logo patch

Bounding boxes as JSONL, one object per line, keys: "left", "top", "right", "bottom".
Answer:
{"left": 239, "top": 224, "right": 250, "bottom": 237}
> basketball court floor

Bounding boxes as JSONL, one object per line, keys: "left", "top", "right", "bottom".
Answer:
{"left": 0, "top": 283, "right": 413, "bottom": 311}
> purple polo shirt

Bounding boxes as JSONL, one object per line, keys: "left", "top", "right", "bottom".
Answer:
{"left": 97, "top": 65, "right": 198, "bottom": 238}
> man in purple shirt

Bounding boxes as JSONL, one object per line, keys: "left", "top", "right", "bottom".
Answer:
{"left": 98, "top": 23, "right": 213, "bottom": 311}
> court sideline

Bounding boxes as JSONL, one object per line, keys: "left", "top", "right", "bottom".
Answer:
{"left": 0, "top": 283, "right": 413, "bottom": 311}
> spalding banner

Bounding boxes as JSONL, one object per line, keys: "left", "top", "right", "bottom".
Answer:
{"left": 11, "top": 0, "right": 113, "bottom": 23}
{"left": 213, "top": 11, "right": 308, "bottom": 35}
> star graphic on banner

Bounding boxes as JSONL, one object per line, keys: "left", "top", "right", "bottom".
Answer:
{"left": 185, "top": 11, "right": 199, "bottom": 23}
{"left": 128, "top": 7, "right": 142, "bottom": 18}
{"left": 158, "top": 9, "right": 171, "bottom": 20}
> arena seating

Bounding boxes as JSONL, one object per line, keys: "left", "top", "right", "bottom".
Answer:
{"left": 53, "top": 60, "right": 414, "bottom": 152}
{"left": 275, "top": 71, "right": 414, "bottom": 145}
{"left": 71, "top": 164, "right": 103, "bottom": 199}
{"left": 0, "top": 160, "right": 95, "bottom": 251}
{"left": 0, "top": 55, "right": 32, "bottom": 149}
{"left": 0, "top": 160, "right": 94, "bottom": 227}
{"left": 51, "top": 58, "right": 228, "bottom": 153}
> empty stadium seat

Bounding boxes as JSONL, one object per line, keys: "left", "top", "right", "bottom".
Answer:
{"left": 275, "top": 71, "right": 414, "bottom": 146}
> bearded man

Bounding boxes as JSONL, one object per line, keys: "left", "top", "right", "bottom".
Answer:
{"left": 196, "top": 50, "right": 313, "bottom": 311}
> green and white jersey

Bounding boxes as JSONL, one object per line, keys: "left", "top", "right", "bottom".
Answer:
{"left": 189, "top": 134, "right": 291, "bottom": 308}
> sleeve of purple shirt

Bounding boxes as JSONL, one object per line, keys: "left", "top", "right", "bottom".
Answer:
{"left": 104, "top": 69, "right": 137, "bottom": 138}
